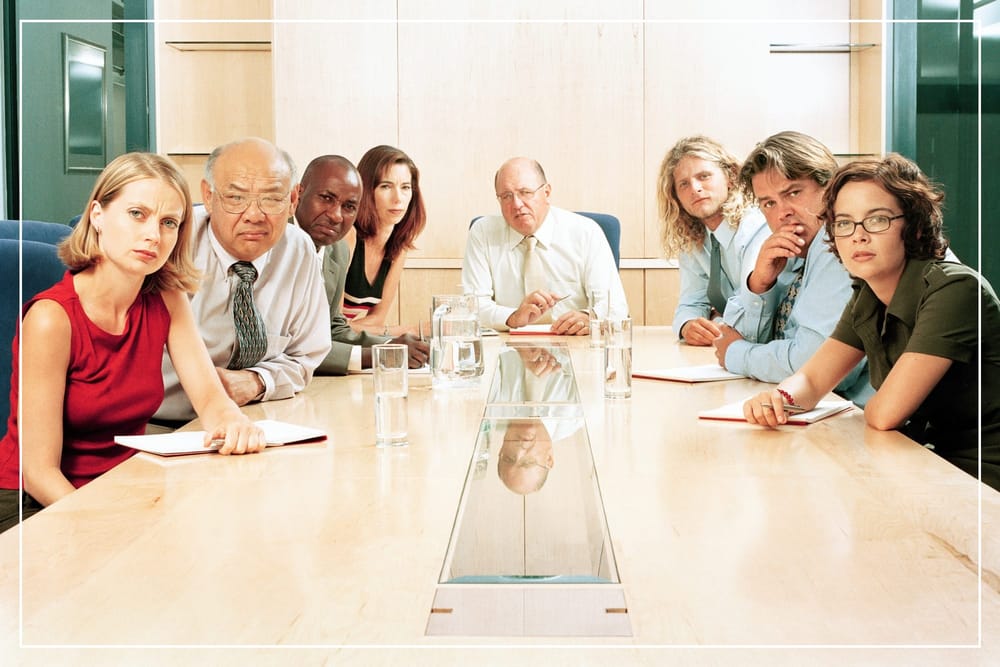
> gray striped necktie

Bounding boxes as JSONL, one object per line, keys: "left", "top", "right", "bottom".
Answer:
{"left": 228, "top": 261, "right": 267, "bottom": 369}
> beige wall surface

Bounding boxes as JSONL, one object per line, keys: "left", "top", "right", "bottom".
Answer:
{"left": 158, "top": 1, "right": 881, "bottom": 326}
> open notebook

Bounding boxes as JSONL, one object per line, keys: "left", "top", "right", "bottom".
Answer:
{"left": 634, "top": 364, "right": 744, "bottom": 383}
{"left": 116, "top": 419, "right": 327, "bottom": 456}
{"left": 698, "top": 399, "right": 855, "bottom": 425}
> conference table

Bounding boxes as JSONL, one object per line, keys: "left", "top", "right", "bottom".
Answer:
{"left": 1, "top": 327, "right": 998, "bottom": 665}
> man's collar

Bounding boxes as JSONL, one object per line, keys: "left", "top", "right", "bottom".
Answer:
{"left": 204, "top": 215, "right": 270, "bottom": 275}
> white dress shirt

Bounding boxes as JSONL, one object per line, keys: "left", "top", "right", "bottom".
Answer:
{"left": 156, "top": 209, "right": 331, "bottom": 421}
{"left": 461, "top": 207, "right": 628, "bottom": 330}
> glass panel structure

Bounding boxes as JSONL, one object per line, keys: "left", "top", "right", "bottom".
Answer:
{"left": 428, "top": 343, "right": 630, "bottom": 637}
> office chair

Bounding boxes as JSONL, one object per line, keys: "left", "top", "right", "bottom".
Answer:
{"left": 575, "top": 211, "right": 621, "bottom": 269}
{"left": 0, "top": 219, "right": 72, "bottom": 245}
{"left": 0, "top": 239, "right": 68, "bottom": 427}
{"left": 468, "top": 211, "right": 622, "bottom": 269}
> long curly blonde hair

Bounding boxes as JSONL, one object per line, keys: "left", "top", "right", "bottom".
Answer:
{"left": 656, "top": 136, "right": 750, "bottom": 257}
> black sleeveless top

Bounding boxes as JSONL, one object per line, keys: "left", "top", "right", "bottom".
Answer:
{"left": 343, "top": 239, "right": 392, "bottom": 320}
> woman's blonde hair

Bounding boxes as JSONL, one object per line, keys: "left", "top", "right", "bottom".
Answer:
{"left": 59, "top": 152, "right": 199, "bottom": 294}
{"left": 656, "top": 135, "right": 751, "bottom": 257}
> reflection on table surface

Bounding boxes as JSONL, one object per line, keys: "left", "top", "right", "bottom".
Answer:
{"left": 485, "top": 342, "right": 581, "bottom": 419}
{"left": 440, "top": 416, "right": 616, "bottom": 585}
{"left": 1, "top": 327, "right": 999, "bottom": 663}
{"left": 440, "top": 340, "right": 618, "bottom": 589}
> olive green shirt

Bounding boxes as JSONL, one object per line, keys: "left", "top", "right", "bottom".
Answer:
{"left": 831, "top": 259, "right": 1000, "bottom": 487}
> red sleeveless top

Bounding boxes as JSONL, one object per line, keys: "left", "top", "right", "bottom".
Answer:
{"left": 0, "top": 272, "right": 171, "bottom": 488}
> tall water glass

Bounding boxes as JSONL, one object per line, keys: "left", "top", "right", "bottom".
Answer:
{"left": 603, "top": 317, "right": 632, "bottom": 399}
{"left": 589, "top": 289, "right": 610, "bottom": 349}
{"left": 374, "top": 344, "right": 408, "bottom": 447}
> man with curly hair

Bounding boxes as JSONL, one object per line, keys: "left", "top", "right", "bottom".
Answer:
{"left": 656, "top": 135, "right": 768, "bottom": 345}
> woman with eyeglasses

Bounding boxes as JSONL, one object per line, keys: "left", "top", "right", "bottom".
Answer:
{"left": 342, "top": 145, "right": 427, "bottom": 336}
{"left": 743, "top": 153, "right": 1000, "bottom": 489}
{"left": 0, "top": 153, "right": 265, "bottom": 532}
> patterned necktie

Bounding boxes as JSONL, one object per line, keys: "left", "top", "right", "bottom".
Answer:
{"left": 522, "top": 235, "right": 551, "bottom": 323}
{"left": 228, "top": 261, "right": 267, "bottom": 369}
{"left": 772, "top": 264, "right": 805, "bottom": 340}
{"left": 706, "top": 234, "right": 733, "bottom": 315}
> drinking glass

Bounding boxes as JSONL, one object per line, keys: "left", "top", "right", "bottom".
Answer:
{"left": 603, "top": 317, "right": 632, "bottom": 399}
{"left": 374, "top": 344, "right": 408, "bottom": 447}
{"left": 589, "top": 289, "right": 610, "bottom": 349}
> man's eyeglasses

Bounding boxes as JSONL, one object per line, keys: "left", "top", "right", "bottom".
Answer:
{"left": 496, "top": 183, "right": 547, "bottom": 205}
{"left": 214, "top": 190, "right": 291, "bottom": 216}
{"left": 499, "top": 452, "right": 553, "bottom": 470}
{"left": 829, "top": 214, "right": 903, "bottom": 238}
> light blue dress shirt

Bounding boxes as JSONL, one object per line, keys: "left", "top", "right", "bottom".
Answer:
{"left": 672, "top": 208, "right": 768, "bottom": 339}
{"left": 723, "top": 230, "right": 873, "bottom": 406}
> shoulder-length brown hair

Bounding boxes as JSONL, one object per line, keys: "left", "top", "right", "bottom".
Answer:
{"left": 821, "top": 153, "right": 948, "bottom": 262}
{"left": 354, "top": 145, "right": 427, "bottom": 262}
{"left": 59, "top": 152, "right": 199, "bottom": 294}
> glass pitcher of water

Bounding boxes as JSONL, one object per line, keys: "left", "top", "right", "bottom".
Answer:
{"left": 430, "top": 294, "right": 484, "bottom": 387}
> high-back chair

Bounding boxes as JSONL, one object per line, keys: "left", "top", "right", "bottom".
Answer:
{"left": 0, "top": 219, "right": 73, "bottom": 246}
{"left": 0, "top": 238, "right": 68, "bottom": 428}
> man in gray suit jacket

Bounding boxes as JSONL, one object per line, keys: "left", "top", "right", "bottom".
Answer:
{"left": 295, "top": 155, "right": 428, "bottom": 373}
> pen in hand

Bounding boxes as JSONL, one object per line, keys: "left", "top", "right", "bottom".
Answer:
{"left": 782, "top": 403, "right": 808, "bottom": 414}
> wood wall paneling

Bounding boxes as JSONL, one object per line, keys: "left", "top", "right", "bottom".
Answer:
{"left": 272, "top": 2, "right": 398, "bottom": 176}
{"left": 851, "top": 0, "right": 885, "bottom": 155}
{"left": 643, "top": 22, "right": 773, "bottom": 265}
{"left": 156, "top": 0, "right": 274, "bottom": 196}
{"left": 161, "top": 1, "right": 882, "bottom": 330}
{"left": 156, "top": 0, "right": 272, "bottom": 42}
{"left": 643, "top": 267, "right": 680, "bottom": 326}
{"left": 398, "top": 269, "right": 463, "bottom": 327}
{"left": 396, "top": 19, "right": 644, "bottom": 261}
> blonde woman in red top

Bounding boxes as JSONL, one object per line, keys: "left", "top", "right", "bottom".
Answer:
{"left": 0, "top": 152, "right": 264, "bottom": 532}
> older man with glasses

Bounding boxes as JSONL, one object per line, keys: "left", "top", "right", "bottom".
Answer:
{"left": 154, "top": 137, "right": 331, "bottom": 424}
{"left": 461, "top": 157, "right": 627, "bottom": 333}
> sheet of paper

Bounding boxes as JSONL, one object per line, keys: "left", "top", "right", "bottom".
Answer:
{"left": 508, "top": 324, "right": 559, "bottom": 335}
{"left": 698, "top": 399, "right": 855, "bottom": 425}
{"left": 634, "top": 364, "right": 744, "bottom": 383}
{"left": 115, "top": 419, "right": 327, "bottom": 456}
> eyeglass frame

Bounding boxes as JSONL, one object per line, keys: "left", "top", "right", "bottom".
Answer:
{"left": 211, "top": 189, "right": 292, "bottom": 216}
{"left": 828, "top": 213, "right": 904, "bottom": 238}
{"left": 496, "top": 183, "right": 547, "bottom": 205}
{"left": 498, "top": 451, "right": 553, "bottom": 471}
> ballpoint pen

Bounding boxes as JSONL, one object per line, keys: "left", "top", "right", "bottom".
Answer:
{"left": 760, "top": 403, "right": 809, "bottom": 415}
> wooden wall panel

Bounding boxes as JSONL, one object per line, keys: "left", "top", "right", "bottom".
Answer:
{"left": 851, "top": 0, "right": 885, "bottom": 154}
{"left": 644, "top": 267, "right": 680, "bottom": 327}
{"left": 643, "top": 22, "right": 772, "bottom": 263}
{"left": 174, "top": 1, "right": 882, "bottom": 331}
{"left": 156, "top": 0, "right": 271, "bottom": 42}
{"left": 272, "top": 2, "right": 398, "bottom": 173}
{"left": 395, "top": 8, "right": 644, "bottom": 260}
{"left": 158, "top": 48, "right": 274, "bottom": 150}
{"left": 620, "top": 270, "right": 645, "bottom": 325}
{"left": 398, "top": 269, "right": 464, "bottom": 327}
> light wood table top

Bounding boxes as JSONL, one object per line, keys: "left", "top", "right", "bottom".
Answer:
{"left": 2, "top": 327, "right": 998, "bottom": 665}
